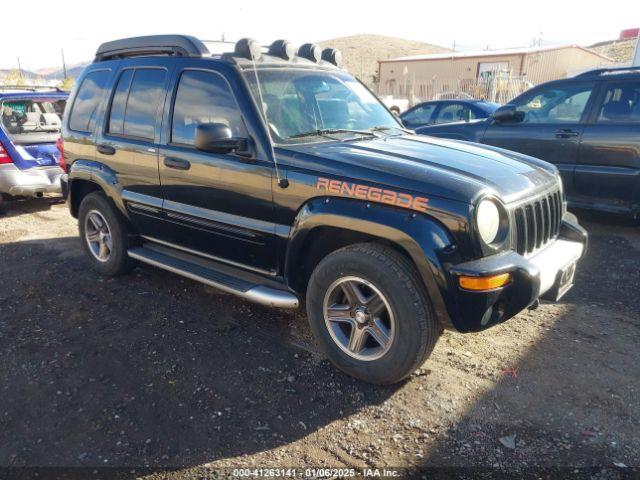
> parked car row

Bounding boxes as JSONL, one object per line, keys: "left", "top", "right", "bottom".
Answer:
{"left": 2, "top": 66, "right": 638, "bottom": 219}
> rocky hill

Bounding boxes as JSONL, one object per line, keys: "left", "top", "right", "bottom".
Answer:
{"left": 318, "top": 34, "right": 449, "bottom": 87}
{"left": 590, "top": 38, "right": 637, "bottom": 63}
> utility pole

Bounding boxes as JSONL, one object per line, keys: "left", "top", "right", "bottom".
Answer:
{"left": 17, "top": 56, "right": 23, "bottom": 81}
{"left": 61, "top": 48, "right": 68, "bottom": 79}
{"left": 633, "top": 35, "right": 640, "bottom": 67}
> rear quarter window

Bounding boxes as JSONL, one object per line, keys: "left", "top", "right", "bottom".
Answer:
{"left": 69, "top": 70, "right": 111, "bottom": 133}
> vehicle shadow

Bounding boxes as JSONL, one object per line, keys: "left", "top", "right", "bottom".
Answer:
{"left": 0, "top": 196, "right": 62, "bottom": 219}
{"left": 411, "top": 214, "right": 640, "bottom": 473}
{"left": 0, "top": 235, "right": 398, "bottom": 470}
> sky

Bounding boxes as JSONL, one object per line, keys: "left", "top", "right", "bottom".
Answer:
{"left": 0, "top": 0, "right": 635, "bottom": 71}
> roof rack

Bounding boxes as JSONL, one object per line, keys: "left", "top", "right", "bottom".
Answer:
{"left": 0, "top": 85, "right": 65, "bottom": 92}
{"left": 575, "top": 66, "right": 640, "bottom": 77}
{"left": 94, "top": 35, "right": 210, "bottom": 62}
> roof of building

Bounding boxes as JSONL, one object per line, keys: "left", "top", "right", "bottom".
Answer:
{"left": 380, "top": 44, "right": 612, "bottom": 63}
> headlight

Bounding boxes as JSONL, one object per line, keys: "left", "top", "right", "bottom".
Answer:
{"left": 476, "top": 198, "right": 503, "bottom": 246}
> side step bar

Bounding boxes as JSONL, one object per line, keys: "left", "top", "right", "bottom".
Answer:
{"left": 128, "top": 247, "right": 299, "bottom": 309}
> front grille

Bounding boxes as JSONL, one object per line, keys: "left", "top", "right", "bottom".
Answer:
{"left": 512, "top": 188, "right": 563, "bottom": 256}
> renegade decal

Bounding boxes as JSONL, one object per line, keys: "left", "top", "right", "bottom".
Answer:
{"left": 316, "top": 177, "right": 429, "bottom": 213}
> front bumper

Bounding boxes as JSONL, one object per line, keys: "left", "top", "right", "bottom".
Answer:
{"left": 446, "top": 214, "right": 588, "bottom": 332}
{"left": 0, "top": 163, "right": 62, "bottom": 197}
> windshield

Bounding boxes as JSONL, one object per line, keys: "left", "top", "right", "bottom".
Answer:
{"left": 1, "top": 98, "right": 66, "bottom": 144}
{"left": 243, "top": 69, "right": 401, "bottom": 144}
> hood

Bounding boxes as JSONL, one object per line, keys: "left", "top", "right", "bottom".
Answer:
{"left": 283, "top": 134, "right": 559, "bottom": 205}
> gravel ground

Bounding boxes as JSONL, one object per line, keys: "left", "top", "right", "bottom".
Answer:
{"left": 0, "top": 198, "right": 638, "bottom": 478}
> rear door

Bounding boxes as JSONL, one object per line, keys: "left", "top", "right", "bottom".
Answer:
{"left": 480, "top": 80, "right": 597, "bottom": 198}
{"left": 94, "top": 58, "right": 171, "bottom": 235}
{"left": 575, "top": 79, "right": 640, "bottom": 212}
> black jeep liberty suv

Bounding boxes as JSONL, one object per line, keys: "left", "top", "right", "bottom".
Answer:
{"left": 60, "top": 35, "right": 588, "bottom": 384}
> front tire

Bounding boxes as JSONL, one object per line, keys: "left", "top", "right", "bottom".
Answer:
{"left": 306, "top": 243, "right": 440, "bottom": 384}
{"left": 78, "top": 191, "right": 135, "bottom": 276}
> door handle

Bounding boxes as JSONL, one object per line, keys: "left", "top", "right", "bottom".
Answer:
{"left": 554, "top": 129, "right": 580, "bottom": 138}
{"left": 97, "top": 144, "right": 116, "bottom": 155}
{"left": 164, "top": 157, "right": 191, "bottom": 170}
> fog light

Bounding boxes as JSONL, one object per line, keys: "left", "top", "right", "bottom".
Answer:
{"left": 459, "top": 273, "right": 511, "bottom": 291}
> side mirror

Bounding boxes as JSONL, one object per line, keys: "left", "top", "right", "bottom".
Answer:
{"left": 195, "top": 123, "right": 250, "bottom": 155}
{"left": 492, "top": 104, "right": 524, "bottom": 123}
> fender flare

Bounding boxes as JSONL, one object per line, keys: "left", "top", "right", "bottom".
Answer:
{"left": 285, "top": 197, "right": 456, "bottom": 327}
{"left": 68, "top": 160, "right": 127, "bottom": 217}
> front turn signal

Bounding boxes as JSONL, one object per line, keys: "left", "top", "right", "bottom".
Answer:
{"left": 459, "top": 273, "right": 511, "bottom": 291}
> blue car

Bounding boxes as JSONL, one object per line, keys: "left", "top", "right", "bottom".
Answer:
{"left": 0, "top": 89, "right": 69, "bottom": 203}
{"left": 400, "top": 99, "right": 501, "bottom": 129}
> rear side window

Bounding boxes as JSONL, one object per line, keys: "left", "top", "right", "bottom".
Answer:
{"left": 434, "top": 103, "right": 476, "bottom": 124}
{"left": 108, "top": 68, "right": 166, "bottom": 140}
{"left": 597, "top": 81, "right": 640, "bottom": 123}
{"left": 171, "top": 70, "right": 246, "bottom": 146}
{"left": 402, "top": 104, "right": 436, "bottom": 124}
{"left": 69, "top": 70, "right": 111, "bottom": 132}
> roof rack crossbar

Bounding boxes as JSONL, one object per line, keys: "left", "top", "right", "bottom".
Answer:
{"left": 576, "top": 66, "right": 640, "bottom": 77}
{"left": 94, "top": 35, "right": 210, "bottom": 62}
{"left": 0, "top": 85, "right": 64, "bottom": 92}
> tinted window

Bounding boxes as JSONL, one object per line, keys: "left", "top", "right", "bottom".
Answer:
{"left": 243, "top": 70, "right": 398, "bottom": 144}
{"left": 171, "top": 70, "right": 246, "bottom": 145}
{"left": 597, "top": 81, "right": 640, "bottom": 123}
{"left": 108, "top": 69, "right": 134, "bottom": 135}
{"left": 402, "top": 104, "right": 436, "bottom": 124}
{"left": 513, "top": 83, "right": 594, "bottom": 124}
{"left": 69, "top": 70, "right": 111, "bottom": 132}
{"left": 107, "top": 68, "right": 166, "bottom": 140}
{"left": 434, "top": 103, "right": 476, "bottom": 124}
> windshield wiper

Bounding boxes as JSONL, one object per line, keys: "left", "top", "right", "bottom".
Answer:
{"left": 370, "top": 125, "right": 413, "bottom": 135}
{"left": 288, "top": 128, "right": 378, "bottom": 140}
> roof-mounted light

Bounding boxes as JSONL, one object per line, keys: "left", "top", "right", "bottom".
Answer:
{"left": 321, "top": 48, "right": 342, "bottom": 67}
{"left": 298, "top": 43, "right": 321, "bottom": 63}
{"left": 268, "top": 40, "right": 296, "bottom": 60}
{"left": 235, "top": 38, "right": 262, "bottom": 60}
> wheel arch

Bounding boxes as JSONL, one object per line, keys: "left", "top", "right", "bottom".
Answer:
{"left": 68, "top": 160, "right": 126, "bottom": 218}
{"left": 284, "top": 197, "right": 456, "bottom": 328}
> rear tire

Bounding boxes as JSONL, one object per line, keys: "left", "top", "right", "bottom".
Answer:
{"left": 78, "top": 191, "right": 135, "bottom": 276}
{"left": 306, "top": 243, "right": 440, "bottom": 384}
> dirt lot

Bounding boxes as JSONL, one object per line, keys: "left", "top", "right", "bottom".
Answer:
{"left": 0, "top": 198, "right": 639, "bottom": 478}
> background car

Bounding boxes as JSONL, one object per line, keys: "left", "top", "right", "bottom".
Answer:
{"left": 400, "top": 99, "right": 501, "bottom": 129}
{"left": 0, "top": 89, "right": 68, "bottom": 207}
{"left": 413, "top": 67, "right": 640, "bottom": 217}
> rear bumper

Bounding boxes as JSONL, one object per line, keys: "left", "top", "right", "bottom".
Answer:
{"left": 446, "top": 214, "right": 588, "bottom": 332}
{"left": 0, "top": 163, "right": 62, "bottom": 197}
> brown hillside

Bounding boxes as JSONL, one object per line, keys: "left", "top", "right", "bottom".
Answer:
{"left": 317, "top": 34, "right": 449, "bottom": 87}
{"left": 590, "top": 38, "right": 637, "bottom": 63}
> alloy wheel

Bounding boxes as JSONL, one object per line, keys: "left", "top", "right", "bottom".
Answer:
{"left": 84, "top": 210, "right": 113, "bottom": 263}
{"left": 322, "top": 276, "right": 395, "bottom": 361}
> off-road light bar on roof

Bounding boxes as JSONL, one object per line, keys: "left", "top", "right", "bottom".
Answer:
{"left": 94, "top": 34, "right": 342, "bottom": 67}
